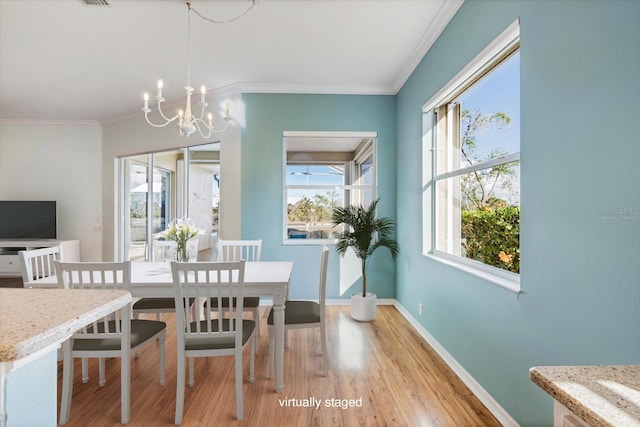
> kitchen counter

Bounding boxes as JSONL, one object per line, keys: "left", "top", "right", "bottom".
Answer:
{"left": 530, "top": 365, "right": 640, "bottom": 427}
{"left": 0, "top": 288, "right": 131, "bottom": 363}
{"left": 0, "top": 288, "right": 131, "bottom": 427}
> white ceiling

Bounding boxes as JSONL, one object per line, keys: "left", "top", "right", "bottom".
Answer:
{"left": 0, "top": 0, "right": 462, "bottom": 124}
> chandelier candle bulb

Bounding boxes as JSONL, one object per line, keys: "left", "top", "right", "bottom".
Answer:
{"left": 157, "top": 80, "right": 163, "bottom": 97}
{"left": 200, "top": 86, "right": 206, "bottom": 103}
{"left": 143, "top": 93, "right": 149, "bottom": 110}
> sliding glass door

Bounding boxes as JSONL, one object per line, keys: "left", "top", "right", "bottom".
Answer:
{"left": 121, "top": 152, "right": 175, "bottom": 262}
{"left": 118, "top": 143, "right": 220, "bottom": 262}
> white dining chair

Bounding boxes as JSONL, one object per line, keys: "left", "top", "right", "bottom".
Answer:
{"left": 132, "top": 239, "right": 199, "bottom": 321}
{"left": 18, "top": 245, "right": 63, "bottom": 284}
{"left": 172, "top": 260, "right": 256, "bottom": 423}
{"left": 268, "top": 246, "right": 329, "bottom": 378}
{"left": 18, "top": 246, "right": 76, "bottom": 366}
{"left": 55, "top": 260, "right": 167, "bottom": 425}
{"left": 207, "top": 239, "right": 262, "bottom": 336}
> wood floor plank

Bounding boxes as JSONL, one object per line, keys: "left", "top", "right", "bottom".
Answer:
{"left": 56, "top": 306, "right": 501, "bottom": 426}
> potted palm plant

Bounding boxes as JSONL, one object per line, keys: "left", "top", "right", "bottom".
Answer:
{"left": 332, "top": 198, "right": 399, "bottom": 321}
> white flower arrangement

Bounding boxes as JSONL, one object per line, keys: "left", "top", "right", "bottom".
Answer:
{"left": 156, "top": 217, "right": 203, "bottom": 262}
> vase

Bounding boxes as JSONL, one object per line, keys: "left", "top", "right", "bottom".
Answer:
{"left": 173, "top": 239, "right": 199, "bottom": 262}
{"left": 176, "top": 240, "right": 190, "bottom": 262}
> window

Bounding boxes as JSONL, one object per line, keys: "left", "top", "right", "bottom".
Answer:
{"left": 284, "top": 131, "right": 376, "bottom": 243}
{"left": 423, "top": 20, "right": 520, "bottom": 289}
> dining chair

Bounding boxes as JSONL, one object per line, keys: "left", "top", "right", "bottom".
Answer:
{"left": 18, "top": 245, "right": 63, "bottom": 284}
{"left": 132, "top": 239, "right": 199, "bottom": 321}
{"left": 172, "top": 260, "right": 256, "bottom": 423}
{"left": 207, "top": 239, "right": 262, "bottom": 336}
{"left": 18, "top": 246, "right": 76, "bottom": 367}
{"left": 55, "top": 260, "right": 167, "bottom": 425}
{"left": 268, "top": 246, "right": 329, "bottom": 378}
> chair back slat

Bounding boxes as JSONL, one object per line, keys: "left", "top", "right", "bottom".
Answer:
{"left": 171, "top": 260, "right": 245, "bottom": 345}
{"left": 54, "top": 261, "right": 131, "bottom": 337}
{"left": 219, "top": 240, "right": 262, "bottom": 262}
{"left": 18, "top": 246, "right": 63, "bottom": 284}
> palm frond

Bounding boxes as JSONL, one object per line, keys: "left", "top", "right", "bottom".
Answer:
{"left": 332, "top": 198, "right": 400, "bottom": 295}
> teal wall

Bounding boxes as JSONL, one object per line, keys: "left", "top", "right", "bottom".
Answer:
{"left": 241, "top": 94, "right": 397, "bottom": 300}
{"left": 396, "top": 1, "right": 640, "bottom": 426}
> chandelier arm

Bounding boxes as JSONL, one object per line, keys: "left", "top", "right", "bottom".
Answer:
{"left": 156, "top": 99, "right": 179, "bottom": 123}
{"left": 195, "top": 121, "right": 213, "bottom": 140}
{"left": 144, "top": 111, "right": 180, "bottom": 128}
{"left": 197, "top": 102, "right": 208, "bottom": 122}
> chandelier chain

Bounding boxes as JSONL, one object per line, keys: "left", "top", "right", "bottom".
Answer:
{"left": 186, "top": 2, "right": 192, "bottom": 86}
{"left": 190, "top": 0, "right": 258, "bottom": 25}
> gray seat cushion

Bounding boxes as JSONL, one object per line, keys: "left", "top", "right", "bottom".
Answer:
{"left": 267, "top": 300, "right": 320, "bottom": 325}
{"left": 133, "top": 297, "right": 195, "bottom": 310}
{"left": 207, "top": 296, "right": 260, "bottom": 308}
{"left": 73, "top": 319, "right": 166, "bottom": 351}
{"left": 185, "top": 319, "right": 255, "bottom": 350}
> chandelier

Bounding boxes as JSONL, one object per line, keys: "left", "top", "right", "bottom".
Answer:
{"left": 141, "top": 1, "right": 258, "bottom": 138}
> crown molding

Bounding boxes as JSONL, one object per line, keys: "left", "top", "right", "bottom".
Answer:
{"left": 0, "top": 119, "right": 100, "bottom": 126}
{"left": 391, "top": 0, "right": 464, "bottom": 93}
{"left": 236, "top": 82, "right": 395, "bottom": 96}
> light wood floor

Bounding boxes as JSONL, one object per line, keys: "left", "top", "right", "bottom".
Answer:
{"left": 56, "top": 306, "right": 501, "bottom": 427}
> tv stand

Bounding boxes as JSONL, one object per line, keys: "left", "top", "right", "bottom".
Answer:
{"left": 0, "top": 240, "right": 79, "bottom": 276}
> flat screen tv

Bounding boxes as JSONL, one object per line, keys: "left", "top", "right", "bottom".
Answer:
{"left": 0, "top": 201, "right": 57, "bottom": 239}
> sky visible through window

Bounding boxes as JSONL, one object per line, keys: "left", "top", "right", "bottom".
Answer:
{"left": 457, "top": 51, "right": 520, "bottom": 159}
{"left": 456, "top": 51, "right": 520, "bottom": 205}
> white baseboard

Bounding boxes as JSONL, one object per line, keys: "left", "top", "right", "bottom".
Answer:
{"left": 393, "top": 301, "right": 520, "bottom": 427}
{"left": 264, "top": 299, "right": 394, "bottom": 306}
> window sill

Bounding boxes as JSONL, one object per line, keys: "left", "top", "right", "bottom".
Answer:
{"left": 282, "top": 239, "right": 336, "bottom": 246}
{"left": 425, "top": 253, "right": 521, "bottom": 293}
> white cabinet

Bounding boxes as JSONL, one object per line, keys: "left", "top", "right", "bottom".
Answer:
{"left": 554, "top": 401, "right": 590, "bottom": 427}
{"left": 0, "top": 240, "right": 79, "bottom": 276}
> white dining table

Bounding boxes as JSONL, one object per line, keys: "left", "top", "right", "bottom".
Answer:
{"left": 25, "top": 261, "right": 293, "bottom": 393}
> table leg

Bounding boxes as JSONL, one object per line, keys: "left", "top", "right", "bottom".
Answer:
{"left": 272, "top": 303, "right": 285, "bottom": 392}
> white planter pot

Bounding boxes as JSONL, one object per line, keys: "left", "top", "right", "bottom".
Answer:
{"left": 350, "top": 292, "right": 377, "bottom": 321}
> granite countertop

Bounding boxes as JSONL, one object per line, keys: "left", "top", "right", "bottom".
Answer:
{"left": 530, "top": 365, "right": 640, "bottom": 427}
{"left": 0, "top": 288, "right": 131, "bottom": 363}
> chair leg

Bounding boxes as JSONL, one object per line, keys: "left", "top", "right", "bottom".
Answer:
{"left": 159, "top": 331, "right": 166, "bottom": 385}
{"left": 235, "top": 350, "right": 243, "bottom": 420}
{"left": 188, "top": 357, "right": 195, "bottom": 387}
{"left": 121, "top": 309, "right": 131, "bottom": 424}
{"left": 121, "top": 352, "right": 130, "bottom": 424}
{"left": 81, "top": 357, "right": 89, "bottom": 383}
{"left": 249, "top": 335, "right": 255, "bottom": 383}
{"left": 267, "top": 328, "right": 274, "bottom": 380}
{"left": 99, "top": 358, "right": 106, "bottom": 387}
{"left": 253, "top": 307, "right": 260, "bottom": 338}
{"left": 320, "top": 323, "right": 329, "bottom": 377}
{"left": 175, "top": 355, "right": 185, "bottom": 425}
{"left": 59, "top": 339, "right": 74, "bottom": 425}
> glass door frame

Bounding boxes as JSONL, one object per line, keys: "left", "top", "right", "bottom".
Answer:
{"left": 118, "top": 151, "right": 180, "bottom": 262}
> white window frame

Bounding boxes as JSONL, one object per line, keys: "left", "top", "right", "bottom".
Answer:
{"left": 422, "top": 19, "right": 521, "bottom": 293}
{"left": 283, "top": 131, "right": 377, "bottom": 245}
